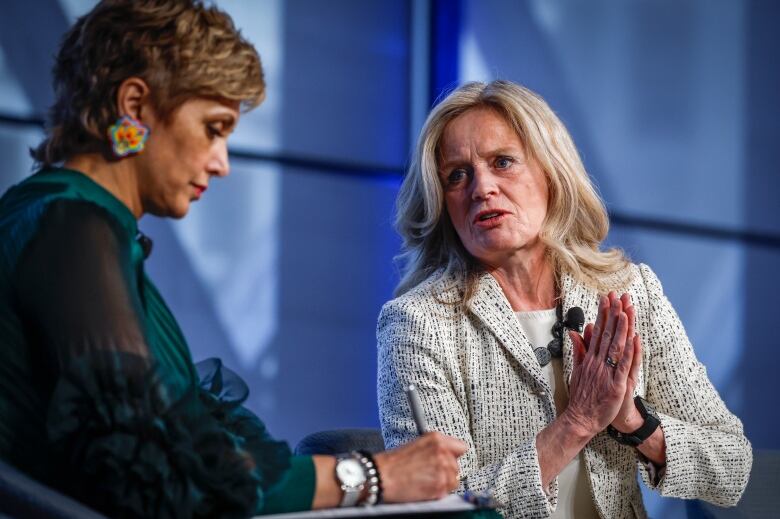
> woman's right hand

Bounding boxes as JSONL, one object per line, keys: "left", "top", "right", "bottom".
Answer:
{"left": 564, "top": 292, "right": 638, "bottom": 437}
{"left": 373, "top": 431, "right": 467, "bottom": 503}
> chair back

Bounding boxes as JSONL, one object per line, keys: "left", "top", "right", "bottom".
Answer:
{"left": 0, "top": 459, "right": 106, "bottom": 518}
{"left": 295, "top": 428, "right": 385, "bottom": 456}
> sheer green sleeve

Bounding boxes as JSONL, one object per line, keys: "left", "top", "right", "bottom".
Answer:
{"left": 13, "top": 200, "right": 303, "bottom": 517}
{"left": 196, "top": 357, "right": 315, "bottom": 514}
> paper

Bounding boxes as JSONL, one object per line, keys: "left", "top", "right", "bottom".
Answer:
{"left": 255, "top": 494, "right": 476, "bottom": 518}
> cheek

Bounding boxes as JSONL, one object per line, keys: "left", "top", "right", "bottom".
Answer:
{"left": 444, "top": 193, "right": 469, "bottom": 227}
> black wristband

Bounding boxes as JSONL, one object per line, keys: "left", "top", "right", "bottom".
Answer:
{"left": 357, "top": 450, "right": 383, "bottom": 505}
{"left": 607, "top": 396, "right": 661, "bottom": 447}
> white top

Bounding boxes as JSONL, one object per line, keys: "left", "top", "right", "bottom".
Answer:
{"left": 515, "top": 309, "right": 599, "bottom": 519}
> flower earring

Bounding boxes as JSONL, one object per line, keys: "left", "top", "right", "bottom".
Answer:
{"left": 107, "top": 115, "right": 150, "bottom": 157}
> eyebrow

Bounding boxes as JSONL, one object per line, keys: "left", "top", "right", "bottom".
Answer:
{"left": 439, "top": 146, "right": 524, "bottom": 171}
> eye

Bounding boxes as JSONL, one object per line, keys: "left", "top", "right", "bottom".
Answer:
{"left": 206, "top": 123, "right": 224, "bottom": 139}
{"left": 206, "top": 121, "right": 226, "bottom": 140}
{"left": 445, "top": 168, "right": 468, "bottom": 187}
{"left": 495, "top": 156, "right": 513, "bottom": 169}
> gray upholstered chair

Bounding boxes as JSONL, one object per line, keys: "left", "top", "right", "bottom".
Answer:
{"left": 295, "top": 428, "right": 386, "bottom": 456}
{"left": 0, "top": 460, "right": 106, "bottom": 519}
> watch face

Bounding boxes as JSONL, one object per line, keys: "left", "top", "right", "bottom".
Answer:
{"left": 336, "top": 458, "right": 366, "bottom": 487}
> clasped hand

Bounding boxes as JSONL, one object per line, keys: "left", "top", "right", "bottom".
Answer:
{"left": 565, "top": 292, "right": 644, "bottom": 437}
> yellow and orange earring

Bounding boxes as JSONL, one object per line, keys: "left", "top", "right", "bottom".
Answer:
{"left": 107, "top": 115, "right": 150, "bottom": 157}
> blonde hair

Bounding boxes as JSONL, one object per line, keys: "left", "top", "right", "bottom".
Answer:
{"left": 32, "top": 0, "right": 265, "bottom": 167}
{"left": 395, "top": 80, "right": 629, "bottom": 305}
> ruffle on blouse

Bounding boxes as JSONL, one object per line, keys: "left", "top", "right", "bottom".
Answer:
{"left": 195, "top": 357, "right": 292, "bottom": 491}
{"left": 46, "top": 352, "right": 270, "bottom": 518}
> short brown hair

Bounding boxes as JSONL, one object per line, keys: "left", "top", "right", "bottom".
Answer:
{"left": 32, "top": 0, "right": 265, "bottom": 167}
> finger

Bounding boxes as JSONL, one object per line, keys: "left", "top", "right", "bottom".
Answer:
{"left": 616, "top": 327, "right": 636, "bottom": 379}
{"left": 589, "top": 296, "right": 610, "bottom": 357}
{"left": 440, "top": 435, "right": 468, "bottom": 456}
{"left": 448, "top": 457, "right": 461, "bottom": 489}
{"left": 623, "top": 295, "right": 635, "bottom": 341}
{"left": 609, "top": 312, "right": 629, "bottom": 365}
{"left": 627, "top": 334, "right": 642, "bottom": 385}
{"left": 583, "top": 323, "right": 594, "bottom": 352}
{"left": 625, "top": 305, "right": 635, "bottom": 343}
{"left": 597, "top": 294, "right": 622, "bottom": 361}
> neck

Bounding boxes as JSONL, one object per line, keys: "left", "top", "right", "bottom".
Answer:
{"left": 63, "top": 154, "right": 142, "bottom": 218}
{"left": 485, "top": 244, "right": 557, "bottom": 312}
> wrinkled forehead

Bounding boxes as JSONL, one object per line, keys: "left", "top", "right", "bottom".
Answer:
{"left": 437, "top": 106, "right": 524, "bottom": 162}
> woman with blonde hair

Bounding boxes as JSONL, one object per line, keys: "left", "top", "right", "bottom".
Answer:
{"left": 378, "top": 80, "right": 752, "bottom": 518}
{"left": 0, "top": 1, "right": 482, "bottom": 517}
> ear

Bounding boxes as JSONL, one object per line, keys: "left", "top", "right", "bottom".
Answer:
{"left": 115, "top": 77, "right": 153, "bottom": 123}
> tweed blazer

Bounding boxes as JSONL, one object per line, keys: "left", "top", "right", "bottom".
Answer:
{"left": 377, "top": 263, "right": 751, "bottom": 519}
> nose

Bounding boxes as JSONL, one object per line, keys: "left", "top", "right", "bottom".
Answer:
{"left": 207, "top": 141, "right": 230, "bottom": 177}
{"left": 469, "top": 165, "right": 498, "bottom": 201}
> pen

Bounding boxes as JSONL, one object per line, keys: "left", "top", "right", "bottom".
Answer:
{"left": 406, "top": 383, "right": 428, "bottom": 435}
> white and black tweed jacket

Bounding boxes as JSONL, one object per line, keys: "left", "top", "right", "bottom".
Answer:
{"left": 377, "top": 263, "right": 751, "bottom": 519}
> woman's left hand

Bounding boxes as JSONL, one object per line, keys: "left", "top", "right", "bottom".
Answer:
{"left": 582, "top": 292, "right": 644, "bottom": 433}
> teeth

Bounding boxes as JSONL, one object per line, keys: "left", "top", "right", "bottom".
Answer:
{"left": 479, "top": 212, "right": 499, "bottom": 221}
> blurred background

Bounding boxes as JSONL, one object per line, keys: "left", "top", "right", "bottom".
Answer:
{"left": 1, "top": 1, "right": 778, "bottom": 517}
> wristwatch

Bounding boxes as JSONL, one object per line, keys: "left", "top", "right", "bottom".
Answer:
{"left": 607, "top": 396, "right": 661, "bottom": 447}
{"left": 335, "top": 453, "right": 367, "bottom": 507}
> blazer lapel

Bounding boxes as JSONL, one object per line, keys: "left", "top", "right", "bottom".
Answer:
{"left": 469, "top": 272, "right": 549, "bottom": 391}
{"left": 560, "top": 271, "right": 601, "bottom": 385}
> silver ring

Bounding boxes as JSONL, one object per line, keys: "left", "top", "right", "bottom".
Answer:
{"left": 605, "top": 356, "right": 618, "bottom": 368}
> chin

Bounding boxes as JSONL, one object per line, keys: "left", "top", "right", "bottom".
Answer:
{"left": 149, "top": 202, "right": 190, "bottom": 219}
{"left": 169, "top": 205, "right": 190, "bottom": 219}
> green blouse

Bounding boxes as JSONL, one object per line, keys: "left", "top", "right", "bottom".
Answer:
{"left": 0, "top": 168, "right": 314, "bottom": 517}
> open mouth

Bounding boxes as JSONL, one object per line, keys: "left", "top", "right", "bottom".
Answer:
{"left": 474, "top": 210, "right": 507, "bottom": 224}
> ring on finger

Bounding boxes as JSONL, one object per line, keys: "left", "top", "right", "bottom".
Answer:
{"left": 605, "top": 356, "right": 618, "bottom": 368}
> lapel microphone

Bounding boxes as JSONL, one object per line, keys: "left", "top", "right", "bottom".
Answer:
{"left": 534, "top": 305, "right": 585, "bottom": 367}
{"left": 563, "top": 306, "right": 584, "bottom": 333}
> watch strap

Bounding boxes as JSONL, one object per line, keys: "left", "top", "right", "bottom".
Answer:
{"left": 607, "top": 396, "right": 661, "bottom": 446}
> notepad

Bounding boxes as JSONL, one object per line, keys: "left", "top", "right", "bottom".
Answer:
{"left": 256, "top": 494, "right": 476, "bottom": 518}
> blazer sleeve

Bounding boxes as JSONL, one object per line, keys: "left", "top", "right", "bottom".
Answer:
{"left": 377, "top": 298, "right": 556, "bottom": 518}
{"left": 638, "top": 264, "right": 752, "bottom": 506}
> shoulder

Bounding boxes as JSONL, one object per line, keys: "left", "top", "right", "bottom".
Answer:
{"left": 29, "top": 199, "right": 128, "bottom": 251}
{"left": 377, "top": 271, "right": 468, "bottom": 352}
{"left": 1, "top": 187, "right": 126, "bottom": 271}
{"left": 567, "top": 262, "right": 666, "bottom": 312}
{"left": 619, "top": 263, "right": 678, "bottom": 336}
{"left": 617, "top": 262, "right": 666, "bottom": 301}
{"left": 379, "top": 270, "right": 463, "bottom": 321}
{"left": 588, "top": 262, "right": 662, "bottom": 296}
{"left": 635, "top": 263, "right": 665, "bottom": 294}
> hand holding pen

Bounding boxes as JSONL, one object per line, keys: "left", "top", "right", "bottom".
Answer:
{"left": 404, "top": 383, "right": 502, "bottom": 509}
{"left": 372, "top": 415, "right": 465, "bottom": 501}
